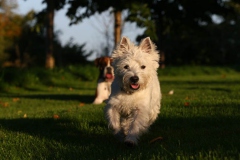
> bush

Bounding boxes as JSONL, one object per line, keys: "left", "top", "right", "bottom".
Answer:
{"left": 0, "top": 64, "right": 99, "bottom": 89}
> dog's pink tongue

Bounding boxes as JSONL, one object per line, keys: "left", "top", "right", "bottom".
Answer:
{"left": 106, "top": 74, "right": 113, "bottom": 79}
{"left": 131, "top": 84, "right": 139, "bottom": 89}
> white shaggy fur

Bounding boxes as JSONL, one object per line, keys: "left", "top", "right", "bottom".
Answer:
{"left": 104, "top": 37, "right": 161, "bottom": 146}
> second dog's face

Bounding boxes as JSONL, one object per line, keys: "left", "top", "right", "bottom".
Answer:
{"left": 112, "top": 37, "right": 159, "bottom": 94}
{"left": 95, "top": 56, "right": 114, "bottom": 82}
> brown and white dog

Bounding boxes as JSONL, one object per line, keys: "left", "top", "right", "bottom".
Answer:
{"left": 93, "top": 56, "right": 114, "bottom": 104}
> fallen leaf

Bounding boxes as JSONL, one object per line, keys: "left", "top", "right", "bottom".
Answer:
{"left": 1, "top": 102, "right": 9, "bottom": 107}
{"left": 53, "top": 114, "right": 60, "bottom": 119}
{"left": 184, "top": 102, "right": 190, "bottom": 106}
{"left": 79, "top": 103, "right": 85, "bottom": 107}
{"left": 13, "top": 98, "right": 20, "bottom": 102}
{"left": 149, "top": 136, "right": 163, "bottom": 144}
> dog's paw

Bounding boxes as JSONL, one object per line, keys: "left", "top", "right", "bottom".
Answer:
{"left": 114, "top": 131, "right": 125, "bottom": 142}
{"left": 124, "top": 140, "right": 136, "bottom": 147}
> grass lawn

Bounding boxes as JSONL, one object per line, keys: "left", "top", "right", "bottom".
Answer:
{"left": 0, "top": 66, "right": 239, "bottom": 160}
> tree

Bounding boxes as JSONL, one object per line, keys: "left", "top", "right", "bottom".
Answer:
{"left": 0, "top": 0, "right": 22, "bottom": 66}
{"left": 127, "top": 0, "right": 240, "bottom": 65}
{"left": 113, "top": 9, "right": 121, "bottom": 47}
{"left": 126, "top": 3, "right": 157, "bottom": 42}
{"left": 66, "top": 0, "right": 140, "bottom": 47}
{"left": 18, "top": 10, "right": 93, "bottom": 67}
{"left": 0, "top": 0, "right": 94, "bottom": 68}
{"left": 23, "top": 0, "right": 67, "bottom": 68}
{"left": 21, "top": 0, "right": 240, "bottom": 65}
{"left": 44, "top": 0, "right": 55, "bottom": 69}
{"left": 41, "top": 0, "right": 66, "bottom": 69}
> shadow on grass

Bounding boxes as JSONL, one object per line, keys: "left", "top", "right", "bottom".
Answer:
{"left": 161, "top": 80, "right": 240, "bottom": 86}
{"left": 3, "top": 94, "right": 95, "bottom": 104}
{"left": 23, "top": 85, "right": 96, "bottom": 92}
{"left": 0, "top": 118, "right": 80, "bottom": 142}
{"left": 186, "top": 87, "right": 232, "bottom": 92}
{"left": 0, "top": 115, "right": 239, "bottom": 159}
{"left": 145, "top": 115, "right": 240, "bottom": 159}
{"left": 21, "top": 94, "right": 94, "bottom": 103}
{"left": 0, "top": 117, "right": 132, "bottom": 159}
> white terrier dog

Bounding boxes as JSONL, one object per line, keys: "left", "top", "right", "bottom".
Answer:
{"left": 104, "top": 37, "right": 161, "bottom": 146}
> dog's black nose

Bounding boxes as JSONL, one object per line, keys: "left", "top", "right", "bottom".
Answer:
{"left": 106, "top": 67, "right": 112, "bottom": 73}
{"left": 130, "top": 76, "right": 139, "bottom": 83}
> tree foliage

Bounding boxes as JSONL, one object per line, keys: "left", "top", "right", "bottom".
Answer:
{"left": 0, "top": 0, "right": 21, "bottom": 64}
{"left": 127, "top": 0, "right": 240, "bottom": 65}
{"left": 1, "top": 0, "right": 240, "bottom": 66}
{"left": 65, "top": 0, "right": 240, "bottom": 65}
{"left": 66, "top": 0, "right": 140, "bottom": 46}
{"left": 0, "top": 6, "right": 92, "bottom": 68}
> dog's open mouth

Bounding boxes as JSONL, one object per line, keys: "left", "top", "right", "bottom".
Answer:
{"left": 130, "top": 83, "right": 140, "bottom": 90}
{"left": 105, "top": 73, "right": 114, "bottom": 81}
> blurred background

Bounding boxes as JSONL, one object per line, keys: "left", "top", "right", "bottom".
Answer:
{"left": 0, "top": 0, "right": 240, "bottom": 69}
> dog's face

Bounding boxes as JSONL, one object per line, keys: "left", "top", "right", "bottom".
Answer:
{"left": 111, "top": 37, "right": 159, "bottom": 94}
{"left": 95, "top": 56, "right": 114, "bottom": 82}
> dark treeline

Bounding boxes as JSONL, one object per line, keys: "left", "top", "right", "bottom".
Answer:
{"left": 0, "top": 0, "right": 239, "bottom": 69}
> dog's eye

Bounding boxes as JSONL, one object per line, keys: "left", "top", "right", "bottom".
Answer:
{"left": 141, "top": 65, "right": 146, "bottom": 69}
{"left": 124, "top": 65, "right": 129, "bottom": 69}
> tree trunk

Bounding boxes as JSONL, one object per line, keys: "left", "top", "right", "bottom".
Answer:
{"left": 14, "top": 44, "right": 21, "bottom": 67}
{"left": 45, "top": 0, "right": 55, "bottom": 69}
{"left": 114, "top": 10, "right": 122, "bottom": 48}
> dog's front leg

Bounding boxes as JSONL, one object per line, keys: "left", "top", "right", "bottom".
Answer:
{"left": 105, "top": 106, "right": 121, "bottom": 134}
{"left": 124, "top": 108, "right": 148, "bottom": 146}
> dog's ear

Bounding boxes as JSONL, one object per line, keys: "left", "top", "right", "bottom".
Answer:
{"left": 95, "top": 57, "right": 102, "bottom": 67}
{"left": 119, "top": 37, "right": 131, "bottom": 50}
{"left": 140, "top": 37, "right": 159, "bottom": 69}
{"left": 139, "top": 37, "right": 155, "bottom": 54}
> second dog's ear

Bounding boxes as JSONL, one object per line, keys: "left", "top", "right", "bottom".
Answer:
{"left": 95, "top": 58, "right": 100, "bottom": 67}
{"left": 119, "top": 37, "right": 130, "bottom": 50}
{"left": 139, "top": 37, "right": 154, "bottom": 54}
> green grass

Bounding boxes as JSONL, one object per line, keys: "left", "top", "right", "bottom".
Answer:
{"left": 0, "top": 66, "right": 239, "bottom": 160}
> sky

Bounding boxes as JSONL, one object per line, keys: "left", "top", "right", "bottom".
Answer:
{"left": 15, "top": 0, "right": 144, "bottom": 60}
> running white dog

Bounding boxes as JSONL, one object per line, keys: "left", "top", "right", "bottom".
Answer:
{"left": 104, "top": 37, "right": 161, "bottom": 146}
